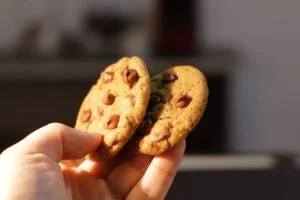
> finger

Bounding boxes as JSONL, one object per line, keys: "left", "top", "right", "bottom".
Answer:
{"left": 105, "top": 153, "right": 153, "bottom": 199}
{"left": 78, "top": 157, "right": 119, "bottom": 179}
{"left": 18, "top": 123, "right": 102, "bottom": 162}
{"left": 63, "top": 168, "right": 113, "bottom": 199}
{"left": 78, "top": 144, "right": 136, "bottom": 179}
{"left": 60, "top": 159, "right": 83, "bottom": 168}
{"left": 127, "top": 141, "right": 185, "bottom": 200}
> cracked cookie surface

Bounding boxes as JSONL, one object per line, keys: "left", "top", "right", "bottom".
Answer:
{"left": 75, "top": 57, "right": 151, "bottom": 159}
{"left": 136, "top": 66, "right": 208, "bottom": 155}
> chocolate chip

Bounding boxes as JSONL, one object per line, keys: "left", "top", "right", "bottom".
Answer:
{"left": 137, "top": 117, "right": 154, "bottom": 136}
{"left": 153, "top": 131, "right": 171, "bottom": 142}
{"left": 97, "top": 107, "right": 104, "bottom": 116}
{"left": 174, "top": 95, "right": 191, "bottom": 108}
{"left": 102, "top": 93, "right": 115, "bottom": 105}
{"left": 161, "top": 73, "right": 177, "bottom": 84}
{"left": 127, "top": 94, "right": 136, "bottom": 105}
{"left": 123, "top": 69, "right": 139, "bottom": 85}
{"left": 145, "top": 112, "right": 155, "bottom": 120}
{"left": 102, "top": 72, "right": 114, "bottom": 83}
{"left": 80, "top": 109, "right": 91, "bottom": 123}
{"left": 106, "top": 115, "right": 120, "bottom": 130}
{"left": 112, "top": 139, "right": 119, "bottom": 146}
{"left": 150, "top": 93, "right": 163, "bottom": 105}
{"left": 151, "top": 142, "right": 161, "bottom": 152}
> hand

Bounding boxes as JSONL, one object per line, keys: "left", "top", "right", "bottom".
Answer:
{"left": 0, "top": 123, "right": 185, "bottom": 200}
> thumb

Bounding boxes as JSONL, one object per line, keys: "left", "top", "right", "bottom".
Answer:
{"left": 17, "top": 123, "right": 102, "bottom": 162}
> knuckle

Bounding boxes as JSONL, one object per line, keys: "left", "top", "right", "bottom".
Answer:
{"left": 42, "top": 123, "right": 68, "bottom": 140}
{"left": 45, "top": 123, "right": 66, "bottom": 134}
{"left": 1, "top": 147, "right": 11, "bottom": 157}
{"left": 0, "top": 145, "right": 18, "bottom": 158}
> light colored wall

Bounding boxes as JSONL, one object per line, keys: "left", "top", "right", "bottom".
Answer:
{"left": 0, "top": 0, "right": 153, "bottom": 53}
{"left": 202, "top": 0, "right": 300, "bottom": 153}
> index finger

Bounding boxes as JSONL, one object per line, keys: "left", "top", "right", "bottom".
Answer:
{"left": 127, "top": 141, "right": 186, "bottom": 200}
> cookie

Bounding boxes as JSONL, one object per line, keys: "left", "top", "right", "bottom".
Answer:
{"left": 75, "top": 57, "right": 151, "bottom": 159}
{"left": 136, "top": 66, "right": 208, "bottom": 155}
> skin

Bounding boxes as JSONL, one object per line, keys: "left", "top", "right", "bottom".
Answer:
{"left": 0, "top": 123, "right": 185, "bottom": 200}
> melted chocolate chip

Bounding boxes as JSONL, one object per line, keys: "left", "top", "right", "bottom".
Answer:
{"left": 102, "top": 93, "right": 115, "bottom": 105}
{"left": 123, "top": 69, "right": 139, "bottom": 85}
{"left": 161, "top": 73, "right": 177, "bottom": 84}
{"left": 80, "top": 109, "right": 92, "bottom": 123}
{"left": 106, "top": 115, "right": 120, "bottom": 130}
{"left": 102, "top": 72, "right": 114, "bottom": 83}
{"left": 150, "top": 93, "right": 163, "bottom": 105}
{"left": 174, "top": 95, "right": 191, "bottom": 108}
{"left": 137, "top": 118, "right": 154, "bottom": 136}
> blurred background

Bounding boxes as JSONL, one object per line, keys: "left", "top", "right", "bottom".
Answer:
{"left": 0, "top": 0, "right": 300, "bottom": 199}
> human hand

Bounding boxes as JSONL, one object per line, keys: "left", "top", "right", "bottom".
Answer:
{"left": 0, "top": 123, "right": 185, "bottom": 200}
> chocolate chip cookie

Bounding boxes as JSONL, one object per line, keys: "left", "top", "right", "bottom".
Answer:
{"left": 75, "top": 57, "right": 151, "bottom": 159}
{"left": 136, "top": 66, "right": 208, "bottom": 155}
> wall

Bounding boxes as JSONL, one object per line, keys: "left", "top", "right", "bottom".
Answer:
{"left": 0, "top": 0, "right": 153, "bottom": 53}
{"left": 0, "top": 0, "right": 300, "bottom": 153}
{"left": 202, "top": 0, "right": 300, "bottom": 153}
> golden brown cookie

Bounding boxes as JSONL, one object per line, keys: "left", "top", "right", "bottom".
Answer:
{"left": 136, "top": 66, "right": 208, "bottom": 155}
{"left": 75, "top": 57, "right": 151, "bottom": 159}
